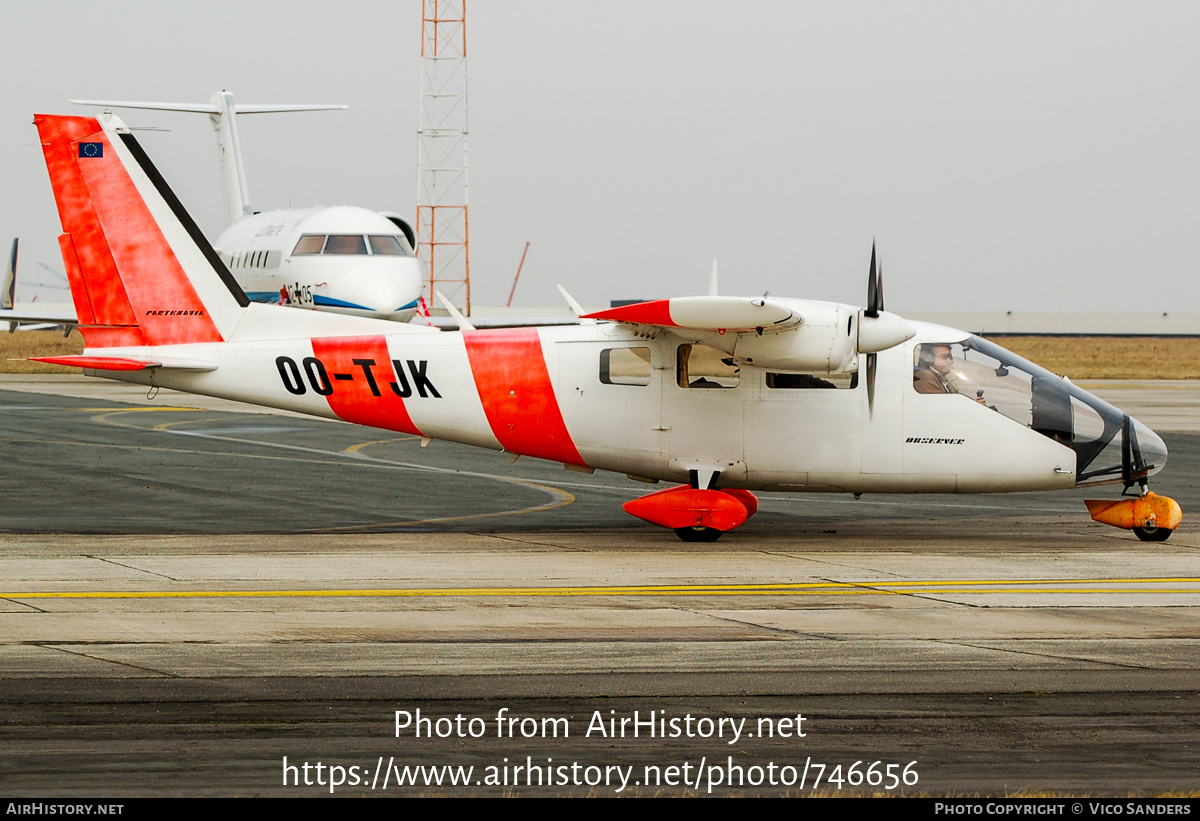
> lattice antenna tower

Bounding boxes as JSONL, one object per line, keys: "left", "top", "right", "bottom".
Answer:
{"left": 417, "top": 0, "right": 470, "bottom": 314}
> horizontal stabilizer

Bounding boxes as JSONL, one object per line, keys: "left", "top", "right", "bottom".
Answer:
{"left": 70, "top": 100, "right": 346, "bottom": 115}
{"left": 29, "top": 355, "right": 216, "bottom": 372}
{"left": 0, "top": 309, "right": 78, "bottom": 326}
{"left": 583, "top": 296, "right": 798, "bottom": 332}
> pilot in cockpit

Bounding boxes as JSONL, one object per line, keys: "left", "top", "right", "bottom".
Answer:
{"left": 914, "top": 343, "right": 987, "bottom": 404}
{"left": 914, "top": 344, "right": 956, "bottom": 394}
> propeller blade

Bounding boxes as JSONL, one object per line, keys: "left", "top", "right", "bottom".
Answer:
{"left": 866, "top": 242, "right": 880, "bottom": 318}
{"left": 877, "top": 259, "right": 884, "bottom": 314}
{"left": 866, "top": 352, "right": 877, "bottom": 417}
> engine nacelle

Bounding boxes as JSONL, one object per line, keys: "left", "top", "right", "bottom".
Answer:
{"left": 700, "top": 301, "right": 858, "bottom": 373}
{"left": 378, "top": 211, "right": 417, "bottom": 254}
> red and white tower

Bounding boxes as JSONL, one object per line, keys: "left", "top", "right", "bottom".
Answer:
{"left": 417, "top": 0, "right": 470, "bottom": 314}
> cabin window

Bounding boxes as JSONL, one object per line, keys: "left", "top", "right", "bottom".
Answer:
{"left": 599, "top": 347, "right": 651, "bottom": 386}
{"left": 767, "top": 372, "right": 857, "bottom": 389}
{"left": 368, "top": 235, "right": 410, "bottom": 256}
{"left": 292, "top": 235, "right": 325, "bottom": 255}
{"left": 677, "top": 344, "right": 739, "bottom": 389}
{"left": 323, "top": 235, "right": 368, "bottom": 255}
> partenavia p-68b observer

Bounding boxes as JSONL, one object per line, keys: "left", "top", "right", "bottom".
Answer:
{"left": 29, "top": 113, "right": 1182, "bottom": 542}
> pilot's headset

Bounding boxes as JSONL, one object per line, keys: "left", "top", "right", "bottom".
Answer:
{"left": 917, "top": 344, "right": 938, "bottom": 369}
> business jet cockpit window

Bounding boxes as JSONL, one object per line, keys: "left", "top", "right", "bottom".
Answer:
{"left": 292, "top": 235, "right": 325, "bottom": 255}
{"left": 323, "top": 235, "right": 368, "bottom": 255}
{"left": 368, "top": 235, "right": 411, "bottom": 256}
{"left": 292, "top": 234, "right": 411, "bottom": 256}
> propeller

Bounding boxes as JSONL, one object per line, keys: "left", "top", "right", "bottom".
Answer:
{"left": 865, "top": 242, "right": 881, "bottom": 414}
{"left": 866, "top": 241, "right": 882, "bottom": 318}
{"left": 857, "top": 241, "right": 915, "bottom": 416}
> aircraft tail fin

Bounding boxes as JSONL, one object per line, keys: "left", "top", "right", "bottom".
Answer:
{"left": 35, "top": 113, "right": 250, "bottom": 349}
{"left": 3, "top": 238, "right": 16, "bottom": 311}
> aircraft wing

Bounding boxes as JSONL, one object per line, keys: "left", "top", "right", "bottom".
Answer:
{"left": 582, "top": 295, "right": 913, "bottom": 376}
{"left": 582, "top": 296, "right": 799, "bottom": 332}
{"left": 0, "top": 308, "right": 79, "bottom": 327}
{"left": 2, "top": 238, "right": 78, "bottom": 330}
{"left": 414, "top": 315, "right": 581, "bottom": 331}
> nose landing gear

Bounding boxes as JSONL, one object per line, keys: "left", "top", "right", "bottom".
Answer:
{"left": 1084, "top": 414, "right": 1183, "bottom": 541}
{"left": 1084, "top": 492, "right": 1182, "bottom": 542}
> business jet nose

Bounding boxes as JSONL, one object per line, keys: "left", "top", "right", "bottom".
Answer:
{"left": 340, "top": 269, "right": 419, "bottom": 320}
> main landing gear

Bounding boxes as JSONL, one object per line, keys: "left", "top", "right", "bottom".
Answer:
{"left": 622, "top": 472, "right": 759, "bottom": 542}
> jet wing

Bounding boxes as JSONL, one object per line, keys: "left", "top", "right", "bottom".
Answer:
{"left": 0, "top": 308, "right": 79, "bottom": 327}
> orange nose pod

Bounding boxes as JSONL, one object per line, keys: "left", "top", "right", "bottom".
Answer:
{"left": 1084, "top": 493, "right": 1182, "bottom": 533}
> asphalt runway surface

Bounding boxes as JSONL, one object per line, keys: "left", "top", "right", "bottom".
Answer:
{"left": 1, "top": 376, "right": 1198, "bottom": 796}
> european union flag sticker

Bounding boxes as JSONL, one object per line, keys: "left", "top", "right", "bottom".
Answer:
{"left": 78, "top": 143, "right": 103, "bottom": 158}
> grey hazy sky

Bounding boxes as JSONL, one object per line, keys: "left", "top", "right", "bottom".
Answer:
{"left": 1, "top": 1, "right": 1196, "bottom": 313}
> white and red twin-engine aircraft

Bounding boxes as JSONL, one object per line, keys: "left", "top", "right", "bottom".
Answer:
{"left": 29, "top": 113, "right": 1182, "bottom": 542}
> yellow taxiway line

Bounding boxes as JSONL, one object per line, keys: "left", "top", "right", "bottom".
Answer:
{"left": 4, "top": 577, "right": 1200, "bottom": 600}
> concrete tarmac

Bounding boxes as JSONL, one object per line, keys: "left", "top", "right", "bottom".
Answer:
{"left": 1, "top": 376, "right": 1198, "bottom": 796}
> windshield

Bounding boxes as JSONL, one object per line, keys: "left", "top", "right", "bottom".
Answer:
{"left": 291, "top": 234, "right": 411, "bottom": 257}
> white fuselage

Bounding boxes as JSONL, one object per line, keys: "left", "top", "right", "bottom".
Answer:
{"left": 82, "top": 306, "right": 1129, "bottom": 496}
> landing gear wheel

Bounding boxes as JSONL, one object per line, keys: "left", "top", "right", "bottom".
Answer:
{"left": 1134, "top": 526, "right": 1172, "bottom": 542}
{"left": 674, "top": 526, "right": 723, "bottom": 543}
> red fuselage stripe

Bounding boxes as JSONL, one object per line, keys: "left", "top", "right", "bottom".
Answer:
{"left": 463, "top": 328, "right": 586, "bottom": 466}
{"left": 310, "top": 336, "right": 423, "bottom": 437}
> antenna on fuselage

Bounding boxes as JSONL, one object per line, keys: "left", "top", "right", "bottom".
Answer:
{"left": 69, "top": 91, "right": 346, "bottom": 228}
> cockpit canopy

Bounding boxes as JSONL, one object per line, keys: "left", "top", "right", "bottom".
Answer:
{"left": 914, "top": 335, "right": 1167, "bottom": 488}
{"left": 292, "top": 234, "right": 411, "bottom": 256}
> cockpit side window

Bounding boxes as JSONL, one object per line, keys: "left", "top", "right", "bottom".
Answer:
{"left": 913, "top": 344, "right": 959, "bottom": 395}
{"left": 368, "top": 235, "right": 410, "bottom": 256}
{"left": 292, "top": 235, "right": 326, "bottom": 255}
{"left": 323, "top": 235, "right": 368, "bottom": 255}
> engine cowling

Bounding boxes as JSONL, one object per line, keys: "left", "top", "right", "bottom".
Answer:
{"left": 857, "top": 309, "right": 914, "bottom": 354}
